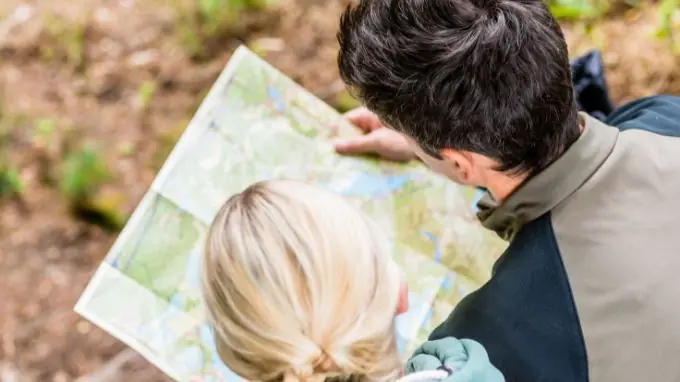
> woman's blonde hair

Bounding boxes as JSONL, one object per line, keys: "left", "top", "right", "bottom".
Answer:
{"left": 201, "top": 180, "right": 404, "bottom": 382}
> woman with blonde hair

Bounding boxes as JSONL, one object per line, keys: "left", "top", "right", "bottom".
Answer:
{"left": 201, "top": 180, "right": 504, "bottom": 382}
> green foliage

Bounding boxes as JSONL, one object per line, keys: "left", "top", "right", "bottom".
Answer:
{"left": 41, "top": 12, "right": 87, "bottom": 70}
{"left": 656, "top": 0, "right": 679, "bottom": 52}
{"left": 57, "top": 142, "right": 131, "bottom": 230}
{"left": 197, "top": 0, "right": 236, "bottom": 34}
{"left": 546, "top": 0, "right": 608, "bottom": 20}
{"left": 59, "top": 143, "right": 111, "bottom": 201}
{"left": 0, "top": 166, "right": 23, "bottom": 198}
{"left": 173, "top": 0, "right": 270, "bottom": 60}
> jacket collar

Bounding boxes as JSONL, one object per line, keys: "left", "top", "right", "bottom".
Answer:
{"left": 476, "top": 113, "right": 619, "bottom": 241}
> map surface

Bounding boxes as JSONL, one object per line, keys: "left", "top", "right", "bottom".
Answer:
{"left": 75, "top": 46, "right": 508, "bottom": 381}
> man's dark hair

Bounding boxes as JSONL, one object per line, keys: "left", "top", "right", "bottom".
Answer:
{"left": 337, "top": 0, "right": 580, "bottom": 175}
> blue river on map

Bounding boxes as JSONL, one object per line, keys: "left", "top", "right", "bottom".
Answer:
{"left": 266, "top": 85, "right": 286, "bottom": 112}
{"left": 333, "top": 173, "right": 411, "bottom": 198}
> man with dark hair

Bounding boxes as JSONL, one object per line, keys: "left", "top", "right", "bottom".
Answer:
{"left": 335, "top": 0, "right": 680, "bottom": 381}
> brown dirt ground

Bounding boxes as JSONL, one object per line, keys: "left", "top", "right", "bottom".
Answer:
{"left": 0, "top": 0, "right": 678, "bottom": 381}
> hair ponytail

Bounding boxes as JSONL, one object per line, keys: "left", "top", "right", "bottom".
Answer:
{"left": 202, "top": 180, "right": 404, "bottom": 382}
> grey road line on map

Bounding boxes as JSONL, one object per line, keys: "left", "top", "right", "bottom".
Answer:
{"left": 120, "top": 194, "right": 161, "bottom": 273}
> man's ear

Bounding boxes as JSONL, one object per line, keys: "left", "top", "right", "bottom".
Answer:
{"left": 440, "top": 148, "right": 474, "bottom": 184}
{"left": 397, "top": 281, "right": 409, "bottom": 314}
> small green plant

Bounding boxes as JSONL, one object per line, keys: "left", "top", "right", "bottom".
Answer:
{"left": 0, "top": 165, "right": 23, "bottom": 199}
{"left": 59, "top": 143, "right": 111, "bottom": 201}
{"left": 58, "top": 142, "right": 130, "bottom": 230}
{"left": 53, "top": 139, "right": 134, "bottom": 230}
{"left": 138, "top": 80, "right": 157, "bottom": 112}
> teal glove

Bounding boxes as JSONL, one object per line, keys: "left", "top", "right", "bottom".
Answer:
{"left": 405, "top": 338, "right": 505, "bottom": 382}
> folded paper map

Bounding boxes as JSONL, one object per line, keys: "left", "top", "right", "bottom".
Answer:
{"left": 75, "top": 46, "right": 508, "bottom": 381}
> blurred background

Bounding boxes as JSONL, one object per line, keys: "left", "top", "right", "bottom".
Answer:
{"left": 0, "top": 0, "right": 678, "bottom": 380}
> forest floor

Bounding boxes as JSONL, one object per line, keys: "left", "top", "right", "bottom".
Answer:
{"left": 0, "top": 0, "right": 678, "bottom": 381}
